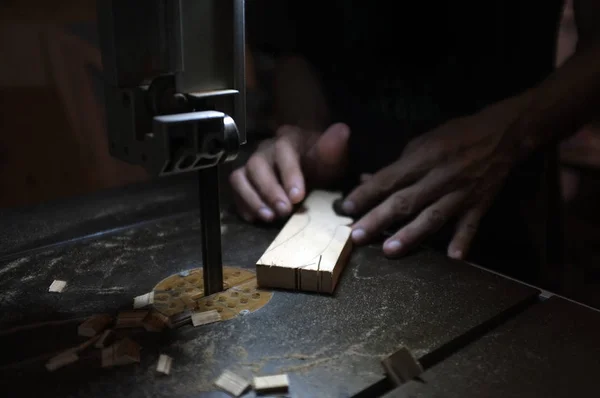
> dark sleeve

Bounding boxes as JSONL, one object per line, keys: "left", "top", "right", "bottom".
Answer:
{"left": 246, "top": 0, "right": 299, "bottom": 55}
{"left": 246, "top": 0, "right": 333, "bottom": 58}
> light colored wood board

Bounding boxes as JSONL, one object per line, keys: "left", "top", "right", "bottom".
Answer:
{"left": 133, "top": 291, "right": 154, "bottom": 309}
{"left": 78, "top": 314, "right": 112, "bottom": 337}
{"left": 214, "top": 370, "right": 250, "bottom": 397}
{"left": 48, "top": 280, "right": 67, "bottom": 293}
{"left": 253, "top": 374, "right": 289, "bottom": 393}
{"left": 191, "top": 309, "right": 221, "bottom": 327}
{"left": 156, "top": 354, "right": 173, "bottom": 375}
{"left": 256, "top": 190, "right": 353, "bottom": 293}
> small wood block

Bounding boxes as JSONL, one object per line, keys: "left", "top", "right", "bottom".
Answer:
{"left": 214, "top": 370, "right": 250, "bottom": 397}
{"left": 101, "top": 338, "right": 141, "bottom": 368}
{"left": 95, "top": 329, "right": 116, "bottom": 348}
{"left": 142, "top": 311, "right": 169, "bottom": 332}
{"left": 189, "top": 290, "right": 204, "bottom": 300}
{"left": 381, "top": 346, "right": 423, "bottom": 386}
{"left": 168, "top": 310, "right": 193, "bottom": 329}
{"left": 133, "top": 291, "right": 154, "bottom": 309}
{"left": 253, "top": 374, "right": 289, "bottom": 394}
{"left": 48, "top": 280, "right": 67, "bottom": 293}
{"left": 115, "top": 310, "right": 149, "bottom": 329}
{"left": 256, "top": 190, "right": 353, "bottom": 294}
{"left": 156, "top": 354, "right": 173, "bottom": 375}
{"left": 78, "top": 314, "right": 113, "bottom": 337}
{"left": 191, "top": 310, "right": 221, "bottom": 327}
{"left": 46, "top": 351, "right": 79, "bottom": 371}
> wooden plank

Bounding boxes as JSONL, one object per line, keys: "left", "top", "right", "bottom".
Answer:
{"left": 256, "top": 190, "right": 353, "bottom": 293}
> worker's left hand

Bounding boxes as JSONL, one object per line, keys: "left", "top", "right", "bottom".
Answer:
{"left": 341, "top": 94, "right": 530, "bottom": 260}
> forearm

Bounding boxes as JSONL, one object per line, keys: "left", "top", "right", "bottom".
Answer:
{"left": 272, "top": 55, "right": 330, "bottom": 131}
{"left": 510, "top": 1, "right": 600, "bottom": 156}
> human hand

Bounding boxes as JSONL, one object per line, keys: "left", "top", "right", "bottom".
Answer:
{"left": 341, "top": 95, "right": 529, "bottom": 260}
{"left": 230, "top": 123, "right": 350, "bottom": 222}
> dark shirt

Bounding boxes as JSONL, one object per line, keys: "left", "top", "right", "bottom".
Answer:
{"left": 247, "top": 1, "right": 564, "bottom": 284}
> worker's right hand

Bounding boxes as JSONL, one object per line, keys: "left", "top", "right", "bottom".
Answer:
{"left": 229, "top": 123, "right": 350, "bottom": 222}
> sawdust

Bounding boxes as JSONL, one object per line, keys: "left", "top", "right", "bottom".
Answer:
{"left": 0, "top": 257, "right": 30, "bottom": 277}
{"left": 231, "top": 345, "right": 248, "bottom": 360}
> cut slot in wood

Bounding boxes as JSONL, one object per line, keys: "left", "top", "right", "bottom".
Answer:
{"left": 214, "top": 370, "right": 250, "bottom": 397}
{"left": 256, "top": 190, "right": 353, "bottom": 294}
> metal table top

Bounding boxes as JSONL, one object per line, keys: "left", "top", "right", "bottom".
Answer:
{"left": 0, "top": 201, "right": 539, "bottom": 397}
{"left": 385, "top": 296, "right": 600, "bottom": 398}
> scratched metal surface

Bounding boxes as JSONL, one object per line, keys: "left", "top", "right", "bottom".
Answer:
{"left": 384, "top": 296, "right": 600, "bottom": 398}
{"left": 0, "top": 202, "right": 539, "bottom": 397}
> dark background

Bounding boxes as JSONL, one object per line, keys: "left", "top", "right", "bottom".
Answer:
{"left": 1, "top": 0, "right": 599, "bottom": 307}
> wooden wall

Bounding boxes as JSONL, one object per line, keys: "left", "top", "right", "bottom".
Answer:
{"left": 0, "top": 0, "right": 149, "bottom": 208}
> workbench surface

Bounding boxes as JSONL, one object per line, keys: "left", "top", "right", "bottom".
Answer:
{"left": 385, "top": 296, "right": 600, "bottom": 398}
{"left": 0, "top": 176, "right": 541, "bottom": 397}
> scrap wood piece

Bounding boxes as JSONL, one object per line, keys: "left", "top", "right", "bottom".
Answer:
{"left": 191, "top": 309, "right": 221, "bottom": 327}
{"left": 95, "top": 329, "right": 116, "bottom": 348}
{"left": 48, "top": 280, "right": 67, "bottom": 293}
{"left": 45, "top": 334, "right": 101, "bottom": 372}
{"left": 142, "top": 310, "right": 169, "bottom": 332}
{"left": 214, "top": 370, "right": 250, "bottom": 397}
{"left": 253, "top": 374, "right": 290, "bottom": 394}
{"left": 156, "top": 354, "right": 173, "bottom": 375}
{"left": 381, "top": 346, "right": 423, "bottom": 386}
{"left": 101, "top": 337, "right": 141, "bottom": 368}
{"left": 256, "top": 190, "right": 353, "bottom": 294}
{"left": 45, "top": 350, "right": 79, "bottom": 372}
{"left": 78, "top": 313, "right": 113, "bottom": 337}
{"left": 133, "top": 291, "right": 154, "bottom": 309}
{"left": 115, "top": 310, "right": 149, "bottom": 329}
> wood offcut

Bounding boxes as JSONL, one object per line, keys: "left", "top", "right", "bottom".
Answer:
{"left": 78, "top": 314, "right": 112, "bottom": 337}
{"left": 256, "top": 190, "right": 353, "bottom": 293}
{"left": 253, "top": 374, "right": 290, "bottom": 394}
{"left": 48, "top": 280, "right": 67, "bottom": 293}
{"left": 214, "top": 370, "right": 250, "bottom": 397}
{"left": 191, "top": 309, "right": 221, "bottom": 327}
{"left": 101, "top": 338, "right": 140, "bottom": 368}
{"left": 156, "top": 354, "right": 173, "bottom": 375}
